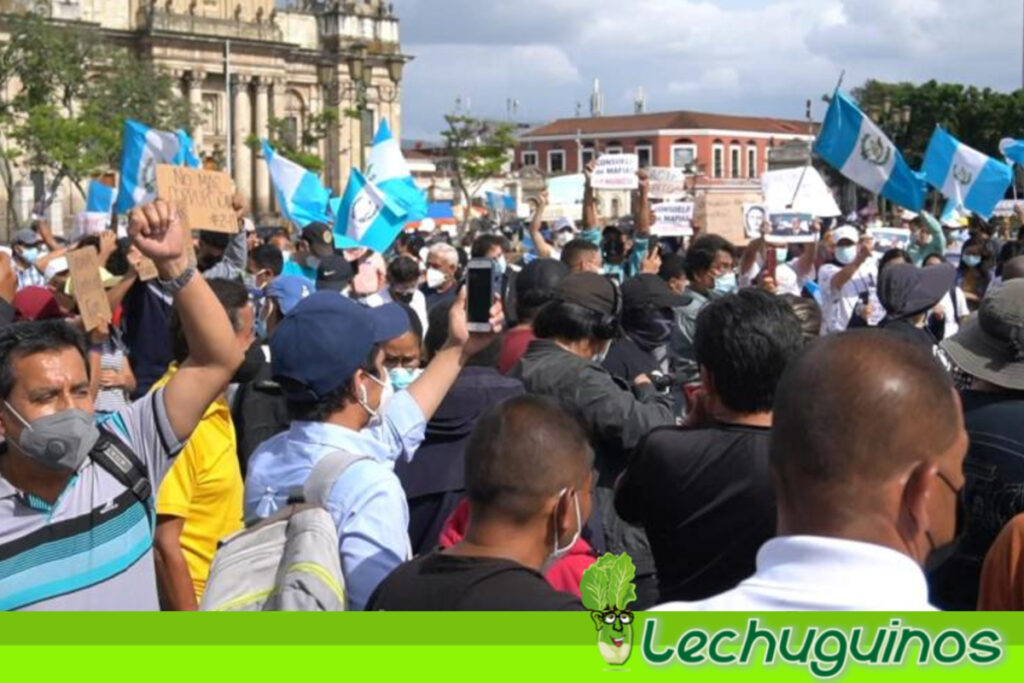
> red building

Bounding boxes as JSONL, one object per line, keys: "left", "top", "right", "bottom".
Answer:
{"left": 516, "top": 110, "right": 816, "bottom": 186}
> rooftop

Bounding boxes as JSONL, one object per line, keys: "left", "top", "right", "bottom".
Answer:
{"left": 522, "top": 110, "right": 816, "bottom": 138}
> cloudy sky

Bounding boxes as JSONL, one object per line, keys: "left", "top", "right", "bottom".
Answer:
{"left": 387, "top": 0, "right": 1022, "bottom": 141}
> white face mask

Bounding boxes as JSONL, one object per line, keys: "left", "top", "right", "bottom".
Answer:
{"left": 835, "top": 245, "right": 858, "bottom": 265}
{"left": 542, "top": 488, "right": 581, "bottom": 573}
{"left": 426, "top": 267, "right": 447, "bottom": 289}
{"left": 358, "top": 370, "right": 394, "bottom": 427}
{"left": 591, "top": 339, "right": 613, "bottom": 364}
{"left": 494, "top": 255, "right": 507, "bottom": 277}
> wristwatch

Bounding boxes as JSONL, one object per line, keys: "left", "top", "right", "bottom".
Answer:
{"left": 157, "top": 265, "right": 197, "bottom": 295}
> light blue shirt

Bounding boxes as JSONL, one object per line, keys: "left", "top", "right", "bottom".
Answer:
{"left": 244, "top": 390, "right": 426, "bottom": 611}
{"left": 581, "top": 227, "right": 649, "bottom": 283}
{"left": 281, "top": 259, "right": 317, "bottom": 284}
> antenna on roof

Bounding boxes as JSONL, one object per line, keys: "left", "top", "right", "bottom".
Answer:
{"left": 634, "top": 86, "right": 646, "bottom": 115}
{"left": 590, "top": 78, "right": 603, "bottom": 118}
{"left": 575, "top": 101, "right": 582, "bottom": 118}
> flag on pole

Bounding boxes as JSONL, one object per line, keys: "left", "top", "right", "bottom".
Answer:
{"left": 365, "top": 118, "right": 428, "bottom": 221}
{"left": 86, "top": 180, "right": 117, "bottom": 214}
{"left": 940, "top": 197, "right": 971, "bottom": 227}
{"left": 262, "top": 140, "right": 332, "bottom": 227}
{"left": 813, "top": 91, "right": 926, "bottom": 211}
{"left": 921, "top": 127, "right": 1012, "bottom": 220}
{"left": 114, "top": 119, "right": 200, "bottom": 213}
{"left": 333, "top": 167, "right": 408, "bottom": 253}
{"left": 1000, "top": 138, "right": 1024, "bottom": 167}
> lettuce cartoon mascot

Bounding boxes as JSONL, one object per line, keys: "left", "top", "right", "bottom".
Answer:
{"left": 580, "top": 553, "right": 637, "bottom": 666}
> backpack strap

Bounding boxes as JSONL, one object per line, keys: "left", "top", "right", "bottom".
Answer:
{"left": 89, "top": 431, "right": 154, "bottom": 522}
{"left": 284, "top": 450, "right": 371, "bottom": 508}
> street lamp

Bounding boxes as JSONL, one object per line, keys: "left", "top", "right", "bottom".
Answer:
{"left": 338, "top": 47, "right": 404, "bottom": 172}
{"left": 318, "top": 63, "right": 340, "bottom": 191}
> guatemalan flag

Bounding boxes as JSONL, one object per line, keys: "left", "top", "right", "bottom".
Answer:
{"left": 86, "top": 180, "right": 117, "bottom": 214}
{"left": 114, "top": 120, "right": 200, "bottom": 214}
{"left": 999, "top": 138, "right": 1024, "bottom": 167}
{"left": 814, "top": 91, "right": 926, "bottom": 211}
{"left": 332, "top": 167, "right": 407, "bottom": 253}
{"left": 921, "top": 128, "right": 1013, "bottom": 220}
{"left": 262, "top": 140, "right": 332, "bottom": 227}
{"left": 365, "top": 118, "right": 428, "bottom": 221}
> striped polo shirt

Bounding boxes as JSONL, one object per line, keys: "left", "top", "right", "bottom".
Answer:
{"left": 0, "top": 389, "right": 183, "bottom": 611}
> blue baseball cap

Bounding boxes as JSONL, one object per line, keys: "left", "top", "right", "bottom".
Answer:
{"left": 265, "top": 276, "right": 313, "bottom": 315}
{"left": 271, "top": 291, "right": 411, "bottom": 402}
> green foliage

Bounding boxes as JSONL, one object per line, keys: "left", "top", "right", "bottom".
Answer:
{"left": 252, "top": 108, "right": 337, "bottom": 174}
{"left": 442, "top": 114, "right": 517, "bottom": 183}
{"left": 580, "top": 553, "right": 637, "bottom": 612}
{"left": 850, "top": 79, "right": 1024, "bottom": 167}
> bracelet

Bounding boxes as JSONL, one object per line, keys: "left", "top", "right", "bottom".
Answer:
{"left": 157, "top": 265, "right": 197, "bottom": 295}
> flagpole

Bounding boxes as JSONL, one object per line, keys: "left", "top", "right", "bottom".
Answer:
{"left": 785, "top": 71, "right": 843, "bottom": 210}
{"left": 225, "top": 40, "right": 232, "bottom": 178}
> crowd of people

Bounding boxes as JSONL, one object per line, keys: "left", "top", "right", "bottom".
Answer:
{"left": 2, "top": 160, "right": 1024, "bottom": 613}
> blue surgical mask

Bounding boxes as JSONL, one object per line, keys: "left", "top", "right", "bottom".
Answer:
{"left": 775, "top": 247, "right": 790, "bottom": 263}
{"left": 835, "top": 245, "right": 858, "bottom": 265}
{"left": 713, "top": 271, "right": 737, "bottom": 294}
{"left": 388, "top": 367, "right": 423, "bottom": 391}
{"left": 19, "top": 247, "right": 40, "bottom": 265}
{"left": 963, "top": 254, "right": 982, "bottom": 268}
{"left": 494, "top": 255, "right": 507, "bottom": 277}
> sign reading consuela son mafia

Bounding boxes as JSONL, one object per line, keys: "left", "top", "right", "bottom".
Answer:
{"left": 155, "top": 165, "right": 237, "bottom": 234}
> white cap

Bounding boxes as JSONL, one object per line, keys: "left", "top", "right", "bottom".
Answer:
{"left": 774, "top": 264, "right": 799, "bottom": 296}
{"left": 900, "top": 209, "right": 919, "bottom": 221}
{"left": 43, "top": 256, "right": 68, "bottom": 282}
{"left": 831, "top": 225, "right": 860, "bottom": 244}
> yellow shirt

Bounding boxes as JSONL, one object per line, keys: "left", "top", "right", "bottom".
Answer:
{"left": 154, "top": 366, "right": 244, "bottom": 601}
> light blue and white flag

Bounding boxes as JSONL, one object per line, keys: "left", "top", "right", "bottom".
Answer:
{"left": 921, "top": 127, "right": 1012, "bottom": 220}
{"left": 940, "top": 197, "right": 971, "bottom": 227}
{"left": 999, "top": 138, "right": 1024, "bottom": 167}
{"left": 333, "top": 167, "right": 408, "bottom": 253}
{"left": 813, "top": 91, "right": 926, "bottom": 211}
{"left": 86, "top": 180, "right": 117, "bottom": 214}
{"left": 262, "top": 140, "right": 332, "bottom": 227}
{"left": 365, "top": 118, "right": 428, "bottom": 221}
{"left": 115, "top": 119, "right": 200, "bottom": 214}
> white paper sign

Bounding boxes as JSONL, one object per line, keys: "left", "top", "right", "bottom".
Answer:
{"left": 761, "top": 167, "right": 841, "bottom": 218}
{"left": 70, "top": 212, "right": 112, "bottom": 243}
{"left": 544, "top": 173, "right": 585, "bottom": 221}
{"left": 993, "top": 200, "right": 1024, "bottom": 217}
{"left": 768, "top": 212, "right": 816, "bottom": 243}
{"left": 647, "top": 167, "right": 687, "bottom": 199}
{"left": 591, "top": 153, "right": 639, "bottom": 190}
{"left": 652, "top": 201, "right": 695, "bottom": 237}
{"left": 867, "top": 227, "right": 912, "bottom": 255}
{"left": 743, "top": 204, "right": 770, "bottom": 239}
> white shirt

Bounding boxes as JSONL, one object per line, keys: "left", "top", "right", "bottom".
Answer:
{"left": 653, "top": 536, "right": 936, "bottom": 612}
{"left": 374, "top": 287, "right": 429, "bottom": 336}
{"left": 932, "top": 287, "right": 969, "bottom": 339}
{"left": 818, "top": 259, "right": 881, "bottom": 334}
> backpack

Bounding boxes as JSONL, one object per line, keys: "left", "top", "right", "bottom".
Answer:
{"left": 199, "top": 450, "right": 368, "bottom": 612}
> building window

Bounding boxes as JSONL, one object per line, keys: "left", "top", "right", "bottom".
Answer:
{"left": 201, "top": 94, "right": 220, "bottom": 135}
{"left": 671, "top": 144, "right": 697, "bottom": 169}
{"left": 713, "top": 143, "right": 724, "bottom": 179}
{"left": 581, "top": 146, "right": 595, "bottom": 168}
{"left": 747, "top": 146, "right": 757, "bottom": 179}
{"left": 522, "top": 151, "right": 539, "bottom": 167}
{"left": 605, "top": 145, "right": 623, "bottom": 155}
{"left": 549, "top": 149, "right": 565, "bottom": 174}
{"left": 635, "top": 144, "right": 653, "bottom": 168}
{"left": 730, "top": 145, "right": 741, "bottom": 179}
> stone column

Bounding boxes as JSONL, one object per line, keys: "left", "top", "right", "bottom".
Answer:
{"left": 253, "top": 77, "right": 270, "bottom": 216}
{"left": 186, "top": 69, "right": 207, "bottom": 152}
{"left": 232, "top": 75, "right": 253, "bottom": 208}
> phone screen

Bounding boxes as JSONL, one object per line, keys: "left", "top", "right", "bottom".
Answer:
{"left": 467, "top": 265, "right": 493, "bottom": 324}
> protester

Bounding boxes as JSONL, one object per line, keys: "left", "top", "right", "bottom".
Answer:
{"left": 11, "top": 227, "right": 47, "bottom": 291}
{"left": 958, "top": 236, "right": 993, "bottom": 311}
{"left": 282, "top": 224, "right": 334, "bottom": 284}
{"left": 382, "top": 303, "right": 424, "bottom": 388}
{"left": 1001, "top": 255, "right": 1024, "bottom": 282}
{"left": 656, "top": 331, "right": 967, "bottom": 610}
{"left": 0, "top": 199, "right": 242, "bottom": 611}
{"left": 818, "top": 225, "right": 880, "bottom": 333}
{"left": 780, "top": 294, "right": 822, "bottom": 344}
{"left": 244, "top": 287, "right": 501, "bottom": 610}
{"left": 930, "top": 280, "right": 1024, "bottom": 610}
{"left": 923, "top": 253, "right": 969, "bottom": 340}
{"left": 379, "top": 255, "right": 429, "bottom": 333}
{"left": 657, "top": 253, "right": 688, "bottom": 295}
{"left": 560, "top": 238, "right": 603, "bottom": 273}
{"left": 616, "top": 289, "right": 803, "bottom": 603}
{"left": 877, "top": 262, "right": 956, "bottom": 352}
{"left": 907, "top": 211, "right": 947, "bottom": 266}
{"left": 368, "top": 395, "right": 591, "bottom": 611}
{"left": 315, "top": 253, "right": 355, "bottom": 294}
{"left": 246, "top": 243, "right": 283, "bottom": 290}
{"left": 397, "top": 300, "right": 524, "bottom": 554}
{"left": 498, "top": 258, "right": 568, "bottom": 374}
{"left": 422, "top": 242, "right": 460, "bottom": 310}
{"left": 154, "top": 278, "right": 254, "bottom": 610}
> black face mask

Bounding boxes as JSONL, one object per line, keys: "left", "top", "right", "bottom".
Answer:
{"left": 391, "top": 289, "right": 414, "bottom": 304}
{"left": 924, "top": 470, "right": 967, "bottom": 571}
{"left": 627, "top": 313, "right": 673, "bottom": 352}
{"left": 232, "top": 341, "right": 265, "bottom": 385}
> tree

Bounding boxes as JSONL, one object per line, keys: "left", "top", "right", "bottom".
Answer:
{"left": 246, "top": 108, "right": 337, "bottom": 174}
{"left": 441, "top": 114, "right": 517, "bottom": 227}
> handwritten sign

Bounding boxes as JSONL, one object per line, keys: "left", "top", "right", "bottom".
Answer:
{"left": 768, "top": 212, "right": 816, "bottom": 243}
{"left": 743, "top": 204, "right": 770, "bottom": 238}
{"left": 867, "top": 227, "right": 911, "bottom": 255}
{"left": 647, "top": 167, "right": 687, "bottom": 199}
{"left": 591, "top": 154, "right": 639, "bottom": 191}
{"left": 651, "top": 202, "right": 695, "bottom": 237}
{"left": 696, "top": 190, "right": 764, "bottom": 245}
{"left": 134, "top": 255, "right": 159, "bottom": 281}
{"left": 66, "top": 246, "right": 112, "bottom": 332}
{"left": 155, "top": 165, "right": 237, "bottom": 233}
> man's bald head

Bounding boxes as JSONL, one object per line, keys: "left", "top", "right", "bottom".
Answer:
{"left": 771, "top": 330, "right": 962, "bottom": 527}
{"left": 1002, "top": 255, "right": 1024, "bottom": 282}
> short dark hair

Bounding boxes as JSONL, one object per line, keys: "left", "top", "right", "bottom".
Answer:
{"left": 780, "top": 294, "right": 822, "bottom": 345}
{"left": 250, "top": 244, "right": 284, "bottom": 276}
{"left": 0, "top": 320, "right": 87, "bottom": 400}
{"left": 560, "top": 239, "right": 599, "bottom": 269}
{"left": 471, "top": 233, "right": 508, "bottom": 258}
{"left": 533, "top": 299, "right": 615, "bottom": 342}
{"left": 171, "top": 278, "right": 249, "bottom": 363}
{"left": 465, "top": 395, "right": 594, "bottom": 523}
{"left": 387, "top": 255, "right": 420, "bottom": 288}
{"left": 998, "top": 240, "right": 1024, "bottom": 277}
{"left": 286, "top": 344, "right": 380, "bottom": 423}
{"left": 694, "top": 288, "right": 803, "bottom": 414}
{"left": 658, "top": 253, "right": 686, "bottom": 282}
{"left": 685, "top": 234, "right": 734, "bottom": 280}
{"left": 879, "top": 248, "right": 910, "bottom": 273}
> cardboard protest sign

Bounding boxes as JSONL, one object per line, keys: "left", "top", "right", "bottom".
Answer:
{"left": 696, "top": 190, "right": 763, "bottom": 246}
{"left": 591, "top": 154, "right": 639, "bottom": 191}
{"left": 867, "top": 227, "right": 911, "bottom": 255}
{"left": 155, "top": 165, "right": 237, "bottom": 233}
{"left": 543, "top": 174, "right": 585, "bottom": 221}
{"left": 993, "top": 200, "right": 1024, "bottom": 217}
{"left": 66, "top": 246, "right": 113, "bottom": 332}
{"left": 767, "top": 212, "right": 816, "bottom": 243}
{"left": 651, "top": 202, "right": 695, "bottom": 237}
{"left": 743, "top": 204, "right": 770, "bottom": 239}
{"left": 647, "top": 167, "right": 687, "bottom": 199}
{"left": 133, "top": 254, "right": 159, "bottom": 281}
{"left": 761, "top": 167, "right": 840, "bottom": 218}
